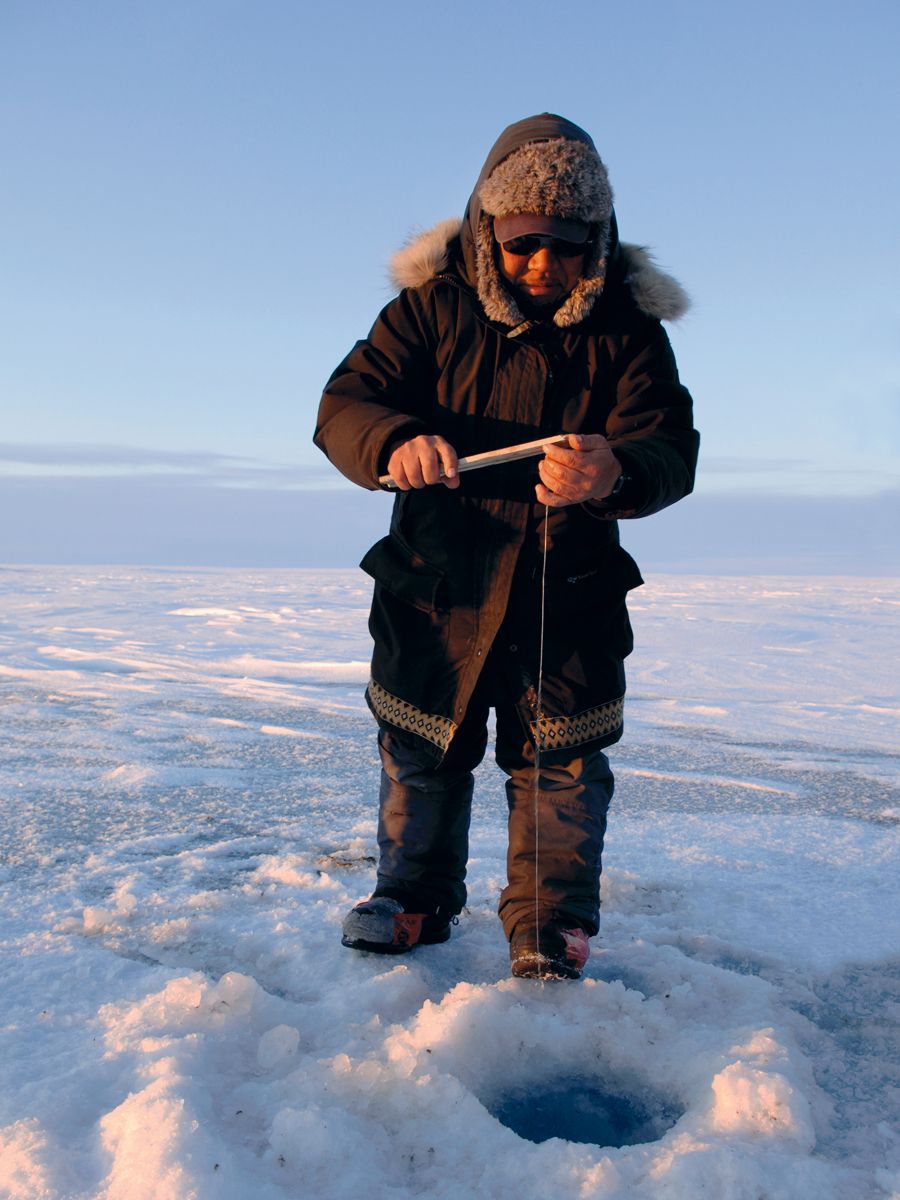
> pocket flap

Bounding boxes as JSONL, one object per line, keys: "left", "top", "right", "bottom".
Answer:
{"left": 359, "top": 536, "right": 446, "bottom": 612}
{"left": 551, "top": 546, "right": 644, "bottom": 603}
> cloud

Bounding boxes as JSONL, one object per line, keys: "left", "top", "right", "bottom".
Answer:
{"left": 0, "top": 442, "right": 338, "bottom": 489}
{"left": 6, "top": 443, "right": 895, "bottom": 499}
{"left": 0, "top": 443, "right": 236, "bottom": 469}
{"left": 700, "top": 456, "right": 809, "bottom": 474}
{"left": 697, "top": 456, "right": 900, "bottom": 494}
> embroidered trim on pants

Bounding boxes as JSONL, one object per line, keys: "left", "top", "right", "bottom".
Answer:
{"left": 367, "top": 679, "right": 457, "bottom": 753}
{"left": 531, "top": 696, "right": 624, "bottom": 750}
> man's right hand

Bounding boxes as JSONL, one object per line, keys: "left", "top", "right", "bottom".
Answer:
{"left": 386, "top": 435, "right": 460, "bottom": 490}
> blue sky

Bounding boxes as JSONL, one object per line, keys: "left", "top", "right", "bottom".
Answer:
{"left": 1, "top": 0, "right": 898, "bottom": 568}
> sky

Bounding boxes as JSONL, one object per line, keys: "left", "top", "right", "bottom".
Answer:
{"left": 1, "top": 0, "right": 898, "bottom": 569}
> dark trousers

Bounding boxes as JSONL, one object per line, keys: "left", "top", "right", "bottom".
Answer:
{"left": 374, "top": 655, "right": 614, "bottom": 939}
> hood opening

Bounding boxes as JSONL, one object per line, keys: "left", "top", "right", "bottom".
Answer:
{"left": 459, "top": 114, "right": 618, "bottom": 329}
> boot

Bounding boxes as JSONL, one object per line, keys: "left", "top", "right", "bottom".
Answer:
{"left": 509, "top": 917, "right": 589, "bottom": 980}
{"left": 341, "top": 893, "right": 453, "bottom": 954}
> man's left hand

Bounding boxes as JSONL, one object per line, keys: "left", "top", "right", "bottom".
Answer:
{"left": 536, "top": 434, "right": 621, "bottom": 507}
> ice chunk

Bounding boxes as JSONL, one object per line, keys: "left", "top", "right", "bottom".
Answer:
{"left": 257, "top": 1024, "right": 300, "bottom": 1070}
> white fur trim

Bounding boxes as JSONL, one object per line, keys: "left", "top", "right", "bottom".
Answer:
{"left": 389, "top": 218, "right": 461, "bottom": 290}
{"left": 388, "top": 220, "right": 690, "bottom": 322}
{"left": 621, "top": 244, "right": 690, "bottom": 321}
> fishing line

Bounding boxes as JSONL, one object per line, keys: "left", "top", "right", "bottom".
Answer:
{"left": 533, "top": 502, "right": 550, "bottom": 982}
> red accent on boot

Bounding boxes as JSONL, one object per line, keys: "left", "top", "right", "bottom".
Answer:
{"left": 561, "top": 927, "right": 590, "bottom": 970}
{"left": 392, "top": 912, "right": 425, "bottom": 947}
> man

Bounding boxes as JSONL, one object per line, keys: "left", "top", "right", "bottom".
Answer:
{"left": 315, "top": 114, "right": 698, "bottom": 979}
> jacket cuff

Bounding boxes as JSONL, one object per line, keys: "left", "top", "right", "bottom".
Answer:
{"left": 581, "top": 452, "right": 642, "bottom": 519}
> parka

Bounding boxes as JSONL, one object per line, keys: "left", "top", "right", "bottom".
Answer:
{"left": 315, "top": 115, "right": 699, "bottom": 763}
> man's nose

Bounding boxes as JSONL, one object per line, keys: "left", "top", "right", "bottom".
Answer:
{"left": 528, "top": 246, "right": 557, "bottom": 269}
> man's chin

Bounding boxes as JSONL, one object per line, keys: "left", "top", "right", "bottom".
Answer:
{"left": 517, "top": 291, "right": 565, "bottom": 319}
{"left": 523, "top": 288, "right": 561, "bottom": 305}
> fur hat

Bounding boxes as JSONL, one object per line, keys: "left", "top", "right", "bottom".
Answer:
{"left": 479, "top": 138, "right": 613, "bottom": 226}
{"left": 475, "top": 137, "right": 614, "bottom": 328}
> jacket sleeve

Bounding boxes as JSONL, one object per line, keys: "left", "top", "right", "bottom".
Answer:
{"left": 314, "top": 288, "right": 439, "bottom": 490}
{"left": 588, "top": 321, "right": 699, "bottom": 520}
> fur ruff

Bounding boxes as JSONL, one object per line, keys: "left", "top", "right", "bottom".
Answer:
{"left": 390, "top": 218, "right": 460, "bottom": 290}
{"left": 389, "top": 219, "right": 690, "bottom": 324}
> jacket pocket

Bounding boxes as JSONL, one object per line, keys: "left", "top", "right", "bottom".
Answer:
{"left": 546, "top": 547, "right": 642, "bottom": 660}
{"left": 359, "top": 535, "right": 447, "bottom": 613}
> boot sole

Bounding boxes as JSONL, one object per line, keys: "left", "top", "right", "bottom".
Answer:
{"left": 511, "top": 952, "right": 582, "bottom": 980}
{"left": 341, "top": 925, "right": 452, "bottom": 954}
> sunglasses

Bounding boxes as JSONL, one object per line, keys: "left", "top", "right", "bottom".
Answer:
{"left": 499, "top": 234, "right": 588, "bottom": 259}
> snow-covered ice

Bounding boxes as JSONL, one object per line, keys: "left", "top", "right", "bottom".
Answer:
{"left": 0, "top": 566, "right": 898, "bottom": 1199}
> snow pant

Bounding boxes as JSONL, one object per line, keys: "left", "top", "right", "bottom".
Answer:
{"left": 374, "top": 656, "right": 615, "bottom": 939}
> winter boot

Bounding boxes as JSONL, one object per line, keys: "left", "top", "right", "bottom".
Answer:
{"left": 341, "top": 894, "right": 453, "bottom": 954}
{"left": 509, "top": 918, "right": 589, "bottom": 980}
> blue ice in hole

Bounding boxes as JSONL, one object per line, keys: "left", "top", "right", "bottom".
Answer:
{"left": 489, "top": 1076, "right": 682, "bottom": 1147}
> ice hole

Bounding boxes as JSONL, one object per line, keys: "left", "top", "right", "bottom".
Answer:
{"left": 486, "top": 1076, "right": 682, "bottom": 1147}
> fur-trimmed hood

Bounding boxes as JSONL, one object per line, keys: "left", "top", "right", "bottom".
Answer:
{"left": 391, "top": 114, "right": 689, "bottom": 327}
{"left": 390, "top": 217, "right": 690, "bottom": 324}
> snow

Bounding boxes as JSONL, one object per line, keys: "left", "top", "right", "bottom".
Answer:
{"left": 0, "top": 565, "right": 898, "bottom": 1199}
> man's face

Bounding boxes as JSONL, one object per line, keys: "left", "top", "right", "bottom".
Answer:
{"left": 497, "top": 238, "right": 584, "bottom": 309}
